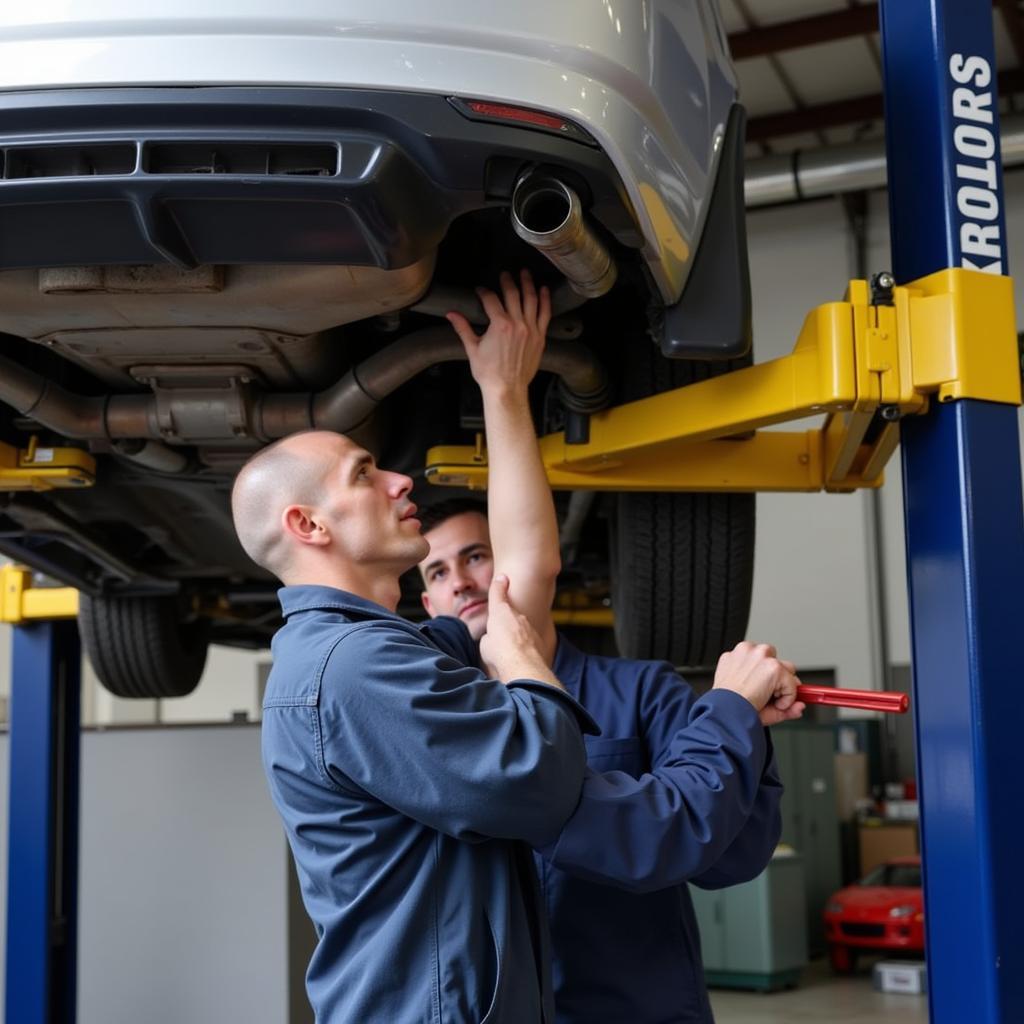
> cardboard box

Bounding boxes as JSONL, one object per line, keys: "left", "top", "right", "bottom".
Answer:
{"left": 834, "top": 752, "right": 869, "bottom": 820}
{"left": 873, "top": 960, "right": 927, "bottom": 995}
{"left": 858, "top": 823, "right": 919, "bottom": 875}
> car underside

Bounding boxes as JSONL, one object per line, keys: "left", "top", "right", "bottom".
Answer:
{"left": 0, "top": 46, "right": 755, "bottom": 698}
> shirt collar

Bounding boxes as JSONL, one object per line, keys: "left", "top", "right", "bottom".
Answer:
{"left": 277, "top": 584, "right": 406, "bottom": 623}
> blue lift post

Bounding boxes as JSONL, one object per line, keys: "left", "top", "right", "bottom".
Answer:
{"left": 5, "top": 621, "right": 81, "bottom": 1024}
{"left": 880, "top": 2, "right": 1024, "bottom": 1021}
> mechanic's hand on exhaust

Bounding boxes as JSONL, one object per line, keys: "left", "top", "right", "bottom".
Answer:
{"left": 712, "top": 641, "right": 805, "bottom": 727}
{"left": 446, "top": 269, "right": 551, "bottom": 396}
{"left": 480, "top": 574, "right": 564, "bottom": 690}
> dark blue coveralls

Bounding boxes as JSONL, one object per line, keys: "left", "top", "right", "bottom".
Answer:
{"left": 264, "top": 587, "right": 781, "bottom": 1023}
{"left": 261, "top": 586, "right": 597, "bottom": 1024}
{"left": 539, "top": 635, "right": 783, "bottom": 1024}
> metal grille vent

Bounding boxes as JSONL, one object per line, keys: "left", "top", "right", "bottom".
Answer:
{"left": 0, "top": 141, "right": 340, "bottom": 180}
{"left": 3, "top": 144, "right": 137, "bottom": 179}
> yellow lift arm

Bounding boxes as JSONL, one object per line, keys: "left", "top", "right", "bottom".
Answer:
{"left": 0, "top": 438, "right": 94, "bottom": 622}
{"left": 0, "top": 566, "right": 78, "bottom": 624}
{"left": 426, "top": 268, "right": 1020, "bottom": 494}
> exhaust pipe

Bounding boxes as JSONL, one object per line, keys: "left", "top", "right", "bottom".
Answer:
{"left": 260, "top": 326, "right": 610, "bottom": 437}
{"left": 511, "top": 176, "right": 617, "bottom": 299}
{"left": 0, "top": 327, "right": 609, "bottom": 444}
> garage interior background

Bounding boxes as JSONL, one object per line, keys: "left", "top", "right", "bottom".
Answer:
{"left": 0, "top": 1, "right": 1021, "bottom": 1021}
{"left": 1, "top": 182, "right": 1012, "bottom": 729}
{"left": 0, "top": 176, "right": 1016, "bottom": 1024}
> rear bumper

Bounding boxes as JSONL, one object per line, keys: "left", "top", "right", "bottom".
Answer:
{"left": 0, "top": 87, "right": 632, "bottom": 270}
{"left": 0, "top": 1, "right": 738, "bottom": 299}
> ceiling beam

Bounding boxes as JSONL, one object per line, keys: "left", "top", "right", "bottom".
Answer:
{"left": 728, "top": 1, "right": 999, "bottom": 61}
{"left": 728, "top": 5, "right": 878, "bottom": 61}
{"left": 747, "top": 66, "right": 1024, "bottom": 143}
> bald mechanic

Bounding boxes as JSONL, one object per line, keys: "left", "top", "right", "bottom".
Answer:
{"left": 417, "top": 272, "right": 804, "bottom": 1024}
{"left": 231, "top": 276, "right": 600, "bottom": 1023}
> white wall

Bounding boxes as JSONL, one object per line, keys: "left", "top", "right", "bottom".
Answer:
{"left": 742, "top": 198, "right": 880, "bottom": 688}
{"left": 0, "top": 726, "right": 290, "bottom": 1024}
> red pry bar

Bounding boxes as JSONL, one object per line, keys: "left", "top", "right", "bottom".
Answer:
{"left": 795, "top": 685, "right": 909, "bottom": 714}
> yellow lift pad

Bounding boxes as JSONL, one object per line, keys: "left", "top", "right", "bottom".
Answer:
{"left": 0, "top": 437, "right": 95, "bottom": 492}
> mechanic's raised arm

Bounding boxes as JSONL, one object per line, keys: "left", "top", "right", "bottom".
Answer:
{"left": 447, "top": 270, "right": 558, "bottom": 662}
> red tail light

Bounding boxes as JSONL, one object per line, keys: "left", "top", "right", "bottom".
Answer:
{"left": 449, "top": 98, "right": 595, "bottom": 145}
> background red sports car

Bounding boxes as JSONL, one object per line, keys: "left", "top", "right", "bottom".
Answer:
{"left": 823, "top": 856, "right": 924, "bottom": 973}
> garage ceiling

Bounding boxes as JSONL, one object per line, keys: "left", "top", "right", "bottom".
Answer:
{"left": 722, "top": 0, "right": 1023, "bottom": 155}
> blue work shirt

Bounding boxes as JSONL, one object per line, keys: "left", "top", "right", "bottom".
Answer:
{"left": 261, "top": 586, "right": 597, "bottom": 1024}
{"left": 537, "top": 635, "right": 783, "bottom": 1024}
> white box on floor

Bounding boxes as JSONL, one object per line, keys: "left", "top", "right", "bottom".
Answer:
{"left": 873, "top": 960, "right": 927, "bottom": 995}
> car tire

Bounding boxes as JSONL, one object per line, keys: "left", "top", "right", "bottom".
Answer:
{"left": 609, "top": 343, "right": 755, "bottom": 667}
{"left": 78, "top": 594, "right": 210, "bottom": 699}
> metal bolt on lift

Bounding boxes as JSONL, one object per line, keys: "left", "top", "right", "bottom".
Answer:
{"left": 3, "top": 1, "right": 1022, "bottom": 1021}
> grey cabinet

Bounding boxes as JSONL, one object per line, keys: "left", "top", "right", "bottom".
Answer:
{"left": 771, "top": 725, "right": 843, "bottom": 955}
{"left": 690, "top": 855, "right": 808, "bottom": 991}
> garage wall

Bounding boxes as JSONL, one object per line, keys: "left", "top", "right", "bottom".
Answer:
{"left": 0, "top": 725, "right": 289, "bottom": 1024}
{"left": 743, "top": 196, "right": 879, "bottom": 689}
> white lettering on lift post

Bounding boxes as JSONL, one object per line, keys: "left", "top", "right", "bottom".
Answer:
{"left": 950, "top": 53, "right": 1003, "bottom": 274}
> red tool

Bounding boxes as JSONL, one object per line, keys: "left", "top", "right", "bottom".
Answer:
{"left": 795, "top": 685, "right": 909, "bottom": 714}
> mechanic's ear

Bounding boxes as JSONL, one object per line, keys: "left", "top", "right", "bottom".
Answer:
{"left": 420, "top": 590, "right": 435, "bottom": 616}
{"left": 282, "top": 505, "right": 330, "bottom": 547}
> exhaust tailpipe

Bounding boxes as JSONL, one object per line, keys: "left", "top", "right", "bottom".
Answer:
{"left": 511, "top": 176, "right": 617, "bottom": 299}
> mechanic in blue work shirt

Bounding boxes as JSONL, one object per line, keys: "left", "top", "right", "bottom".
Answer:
{"left": 230, "top": 275, "right": 601, "bottom": 1023}
{"left": 416, "top": 271, "right": 805, "bottom": 1024}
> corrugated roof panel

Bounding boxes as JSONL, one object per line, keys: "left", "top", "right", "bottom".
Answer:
{"left": 736, "top": 0, "right": 847, "bottom": 28}
{"left": 735, "top": 55, "right": 798, "bottom": 115}
{"left": 717, "top": 0, "right": 745, "bottom": 34}
{"left": 775, "top": 37, "right": 882, "bottom": 105}
{"left": 723, "top": 0, "right": 1019, "bottom": 149}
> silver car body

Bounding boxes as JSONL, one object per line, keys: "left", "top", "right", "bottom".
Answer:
{"left": 0, "top": 0, "right": 738, "bottom": 301}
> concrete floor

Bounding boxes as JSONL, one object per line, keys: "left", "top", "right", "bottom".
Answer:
{"left": 709, "top": 957, "right": 928, "bottom": 1024}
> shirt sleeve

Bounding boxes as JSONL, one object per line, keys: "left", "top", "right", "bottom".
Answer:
{"left": 539, "top": 663, "right": 772, "bottom": 894}
{"left": 418, "top": 614, "right": 483, "bottom": 671}
{"left": 689, "top": 731, "right": 783, "bottom": 889}
{"left": 316, "top": 622, "right": 593, "bottom": 846}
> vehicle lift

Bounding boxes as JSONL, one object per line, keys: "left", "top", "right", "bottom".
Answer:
{"left": 2, "top": 1, "right": 1021, "bottom": 1021}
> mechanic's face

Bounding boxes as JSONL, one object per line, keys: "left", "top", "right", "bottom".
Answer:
{"left": 419, "top": 512, "right": 493, "bottom": 640}
{"left": 309, "top": 433, "right": 428, "bottom": 573}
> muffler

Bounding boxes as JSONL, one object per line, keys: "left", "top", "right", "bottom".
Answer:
{"left": 511, "top": 175, "right": 617, "bottom": 299}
